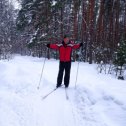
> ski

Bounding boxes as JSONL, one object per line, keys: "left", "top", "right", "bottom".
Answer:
{"left": 42, "top": 88, "right": 57, "bottom": 100}
{"left": 65, "top": 88, "right": 69, "bottom": 100}
{"left": 42, "top": 86, "right": 69, "bottom": 100}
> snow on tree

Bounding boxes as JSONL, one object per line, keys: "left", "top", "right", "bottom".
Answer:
{"left": 0, "top": 0, "right": 17, "bottom": 59}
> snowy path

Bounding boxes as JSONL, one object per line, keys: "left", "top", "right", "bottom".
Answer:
{"left": 40, "top": 88, "right": 76, "bottom": 126}
{"left": 0, "top": 55, "right": 126, "bottom": 126}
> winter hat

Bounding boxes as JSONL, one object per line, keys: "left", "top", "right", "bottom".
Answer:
{"left": 64, "top": 34, "right": 70, "bottom": 38}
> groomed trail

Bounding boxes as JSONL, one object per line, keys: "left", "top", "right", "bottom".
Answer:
{"left": 0, "top": 55, "right": 126, "bottom": 126}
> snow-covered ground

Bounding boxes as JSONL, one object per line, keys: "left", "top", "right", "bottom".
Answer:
{"left": 0, "top": 55, "right": 126, "bottom": 126}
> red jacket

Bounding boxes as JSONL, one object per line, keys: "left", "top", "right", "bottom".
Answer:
{"left": 49, "top": 41, "right": 81, "bottom": 62}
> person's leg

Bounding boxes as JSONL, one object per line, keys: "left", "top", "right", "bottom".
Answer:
{"left": 64, "top": 62, "right": 71, "bottom": 88}
{"left": 57, "top": 62, "right": 65, "bottom": 87}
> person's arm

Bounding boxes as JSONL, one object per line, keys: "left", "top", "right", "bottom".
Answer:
{"left": 72, "top": 43, "right": 83, "bottom": 49}
{"left": 47, "top": 44, "right": 59, "bottom": 50}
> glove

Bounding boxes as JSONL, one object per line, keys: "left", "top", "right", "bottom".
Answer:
{"left": 47, "top": 44, "right": 50, "bottom": 48}
{"left": 80, "top": 43, "right": 83, "bottom": 47}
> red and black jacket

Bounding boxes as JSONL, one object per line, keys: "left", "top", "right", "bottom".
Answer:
{"left": 49, "top": 41, "right": 81, "bottom": 62}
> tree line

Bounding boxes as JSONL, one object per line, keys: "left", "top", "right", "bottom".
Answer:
{"left": 0, "top": 0, "right": 126, "bottom": 73}
{"left": 16, "top": 0, "right": 126, "bottom": 64}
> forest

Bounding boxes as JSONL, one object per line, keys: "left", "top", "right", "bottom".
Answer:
{"left": 0, "top": 0, "right": 126, "bottom": 79}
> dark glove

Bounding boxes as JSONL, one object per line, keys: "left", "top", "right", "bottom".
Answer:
{"left": 80, "top": 43, "right": 83, "bottom": 47}
{"left": 47, "top": 44, "right": 50, "bottom": 48}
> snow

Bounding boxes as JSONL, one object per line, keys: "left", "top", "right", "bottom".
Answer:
{"left": 0, "top": 55, "right": 126, "bottom": 126}
{"left": 52, "top": 1, "right": 57, "bottom": 6}
{"left": 11, "top": 0, "right": 21, "bottom": 9}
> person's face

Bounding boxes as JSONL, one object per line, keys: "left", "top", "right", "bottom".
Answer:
{"left": 64, "top": 37, "right": 69, "bottom": 44}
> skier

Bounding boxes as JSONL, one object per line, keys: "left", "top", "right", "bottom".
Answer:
{"left": 47, "top": 35, "right": 83, "bottom": 88}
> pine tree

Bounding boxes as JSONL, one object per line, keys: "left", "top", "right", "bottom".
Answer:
{"left": 114, "top": 38, "right": 126, "bottom": 80}
{"left": 115, "top": 39, "right": 126, "bottom": 66}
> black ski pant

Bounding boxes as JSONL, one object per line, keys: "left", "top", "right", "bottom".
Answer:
{"left": 57, "top": 61, "right": 71, "bottom": 87}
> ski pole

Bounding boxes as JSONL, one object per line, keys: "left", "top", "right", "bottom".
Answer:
{"left": 37, "top": 48, "right": 48, "bottom": 90}
{"left": 75, "top": 61, "right": 80, "bottom": 89}
{"left": 75, "top": 45, "right": 83, "bottom": 89}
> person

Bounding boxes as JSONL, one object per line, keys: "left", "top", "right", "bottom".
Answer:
{"left": 47, "top": 35, "right": 83, "bottom": 88}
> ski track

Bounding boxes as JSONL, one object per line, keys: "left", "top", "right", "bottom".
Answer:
{"left": 73, "top": 87, "right": 107, "bottom": 126}
{"left": 40, "top": 88, "right": 75, "bottom": 126}
{"left": 74, "top": 86, "right": 126, "bottom": 126}
{"left": 0, "top": 55, "right": 126, "bottom": 126}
